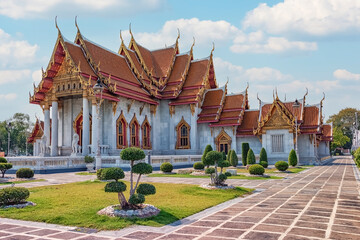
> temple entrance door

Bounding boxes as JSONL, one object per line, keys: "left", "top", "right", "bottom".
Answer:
{"left": 215, "top": 129, "right": 232, "bottom": 154}
{"left": 73, "top": 112, "right": 92, "bottom": 147}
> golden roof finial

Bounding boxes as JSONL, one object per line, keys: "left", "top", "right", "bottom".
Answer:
{"left": 273, "top": 89, "right": 275, "bottom": 100}
{"left": 257, "top": 93, "right": 261, "bottom": 104}
{"left": 129, "top": 23, "right": 133, "bottom": 37}
{"left": 176, "top": 28, "right": 180, "bottom": 42}
{"left": 246, "top": 82, "right": 249, "bottom": 92}
{"left": 304, "top": 87, "right": 309, "bottom": 99}
{"left": 210, "top": 42, "right": 215, "bottom": 57}
{"left": 120, "top": 30, "right": 124, "bottom": 42}
{"left": 191, "top": 37, "right": 195, "bottom": 49}
{"left": 75, "top": 16, "right": 80, "bottom": 32}
{"left": 275, "top": 87, "right": 279, "bottom": 100}
{"left": 55, "top": 16, "right": 61, "bottom": 35}
{"left": 284, "top": 93, "right": 286, "bottom": 101}
{"left": 320, "top": 92, "right": 325, "bottom": 106}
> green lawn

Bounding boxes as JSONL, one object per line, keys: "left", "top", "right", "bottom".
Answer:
{"left": 0, "top": 180, "right": 252, "bottom": 230}
{"left": 75, "top": 172, "right": 97, "bottom": 176}
{"left": 147, "top": 173, "right": 282, "bottom": 180}
{"left": 235, "top": 167, "right": 310, "bottom": 174}
{"left": 0, "top": 179, "right": 46, "bottom": 185}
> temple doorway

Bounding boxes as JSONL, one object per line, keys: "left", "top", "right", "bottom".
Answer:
{"left": 215, "top": 129, "right": 232, "bottom": 154}
{"left": 73, "top": 112, "right": 92, "bottom": 146}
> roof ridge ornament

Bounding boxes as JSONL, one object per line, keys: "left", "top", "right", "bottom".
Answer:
{"left": 119, "top": 30, "right": 124, "bottom": 42}
{"left": 55, "top": 16, "right": 61, "bottom": 35}
{"left": 129, "top": 23, "right": 133, "bottom": 37}
{"left": 275, "top": 87, "right": 279, "bottom": 100}
{"left": 176, "top": 28, "right": 180, "bottom": 42}
{"left": 210, "top": 42, "right": 215, "bottom": 57}
{"left": 75, "top": 16, "right": 80, "bottom": 33}
{"left": 320, "top": 92, "right": 325, "bottom": 106}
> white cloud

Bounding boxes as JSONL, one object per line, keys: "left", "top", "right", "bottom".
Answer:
{"left": 333, "top": 69, "right": 360, "bottom": 80}
{"left": 243, "top": 0, "right": 360, "bottom": 36}
{"left": 0, "top": 70, "right": 31, "bottom": 85}
{"left": 231, "top": 33, "right": 317, "bottom": 54}
{"left": 0, "top": 29, "right": 38, "bottom": 68}
{"left": 0, "top": 93, "right": 17, "bottom": 101}
{"left": 0, "top": 0, "right": 165, "bottom": 19}
{"left": 124, "top": 18, "right": 317, "bottom": 54}
{"left": 32, "top": 70, "right": 42, "bottom": 84}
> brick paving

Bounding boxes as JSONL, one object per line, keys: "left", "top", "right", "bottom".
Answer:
{"left": 1, "top": 157, "right": 360, "bottom": 239}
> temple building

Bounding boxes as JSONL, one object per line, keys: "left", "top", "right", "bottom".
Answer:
{"left": 28, "top": 23, "right": 333, "bottom": 164}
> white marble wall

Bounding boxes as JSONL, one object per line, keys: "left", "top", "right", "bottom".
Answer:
{"left": 236, "top": 136, "right": 262, "bottom": 154}
{"left": 262, "top": 129, "right": 294, "bottom": 159}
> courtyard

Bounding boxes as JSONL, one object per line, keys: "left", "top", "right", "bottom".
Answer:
{"left": 0, "top": 156, "right": 359, "bottom": 240}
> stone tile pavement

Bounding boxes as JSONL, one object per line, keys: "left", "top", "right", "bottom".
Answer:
{"left": 1, "top": 157, "right": 360, "bottom": 239}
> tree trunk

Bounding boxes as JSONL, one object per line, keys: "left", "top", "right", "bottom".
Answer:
{"left": 214, "top": 162, "right": 218, "bottom": 185}
{"left": 130, "top": 160, "right": 134, "bottom": 196}
{"left": 1, "top": 170, "right": 4, "bottom": 178}
{"left": 133, "top": 174, "right": 142, "bottom": 194}
{"left": 118, "top": 192, "right": 129, "bottom": 209}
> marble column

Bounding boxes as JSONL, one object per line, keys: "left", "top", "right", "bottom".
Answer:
{"left": 91, "top": 102, "right": 98, "bottom": 155}
{"left": 50, "top": 101, "right": 58, "bottom": 156}
{"left": 190, "top": 105, "right": 198, "bottom": 151}
{"left": 44, "top": 105, "right": 51, "bottom": 155}
{"left": 82, "top": 98, "right": 90, "bottom": 156}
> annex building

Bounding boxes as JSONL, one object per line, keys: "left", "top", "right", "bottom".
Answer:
{"left": 28, "top": 24, "right": 333, "bottom": 164}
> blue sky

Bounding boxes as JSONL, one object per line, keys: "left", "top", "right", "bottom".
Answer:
{"left": 0, "top": 0, "right": 359, "bottom": 121}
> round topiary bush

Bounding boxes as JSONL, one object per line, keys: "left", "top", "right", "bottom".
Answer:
{"left": 218, "top": 173, "right": 227, "bottom": 182}
{"left": 16, "top": 168, "right": 34, "bottom": 179}
{"left": 160, "top": 162, "right": 173, "bottom": 173}
{"left": 259, "top": 161, "right": 268, "bottom": 168}
{"left": 0, "top": 163, "right": 13, "bottom": 178}
{"left": 288, "top": 149, "right": 298, "bottom": 167}
{"left": 136, "top": 183, "right": 156, "bottom": 195}
{"left": 193, "top": 161, "right": 205, "bottom": 170}
{"left": 0, "top": 187, "right": 30, "bottom": 205}
{"left": 248, "top": 164, "right": 265, "bottom": 175}
{"left": 205, "top": 167, "right": 215, "bottom": 174}
{"left": 0, "top": 157, "right": 7, "bottom": 163}
{"left": 128, "top": 193, "right": 145, "bottom": 205}
{"left": 224, "top": 171, "right": 232, "bottom": 177}
{"left": 275, "top": 161, "right": 289, "bottom": 171}
{"left": 99, "top": 167, "right": 125, "bottom": 181}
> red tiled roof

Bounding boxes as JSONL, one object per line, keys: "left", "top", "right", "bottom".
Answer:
{"left": 302, "top": 106, "right": 320, "bottom": 126}
{"left": 237, "top": 110, "right": 259, "bottom": 135}
{"left": 65, "top": 42, "right": 95, "bottom": 76}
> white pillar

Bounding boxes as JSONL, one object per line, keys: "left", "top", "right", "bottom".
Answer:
{"left": 190, "top": 105, "right": 198, "bottom": 151}
{"left": 44, "top": 106, "right": 51, "bottom": 154}
{"left": 91, "top": 103, "right": 98, "bottom": 155}
{"left": 51, "top": 101, "right": 58, "bottom": 156}
{"left": 82, "top": 98, "right": 90, "bottom": 156}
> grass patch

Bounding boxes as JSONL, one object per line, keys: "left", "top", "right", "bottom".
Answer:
{"left": 236, "top": 167, "right": 309, "bottom": 174}
{"left": 0, "top": 180, "right": 252, "bottom": 230}
{"left": 75, "top": 172, "right": 97, "bottom": 176}
{"left": 147, "top": 173, "right": 282, "bottom": 180}
{"left": 0, "top": 179, "right": 46, "bottom": 185}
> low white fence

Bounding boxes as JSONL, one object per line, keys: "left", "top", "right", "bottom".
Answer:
{"left": 6, "top": 155, "right": 203, "bottom": 171}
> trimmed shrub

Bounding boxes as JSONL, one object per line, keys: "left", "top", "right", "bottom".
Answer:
{"left": 100, "top": 167, "right": 125, "bottom": 181}
{"left": 204, "top": 151, "right": 223, "bottom": 166}
{"left": 132, "top": 162, "right": 153, "bottom": 175}
{"left": 128, "top": 193, "right": 145, "bottom": 205}
{"left": 0, "top": 163, "right": 12, "bottom": 178}
{"left": 0, "top": 187, "right": 30, "bottom": 205}
{"left": 224, "top": 172, "right": 232, "bottom": 177}
{"left": 105, "top": 181, "right": 127, "bottom": 192}
{"left": 202, "top": 144, "right": 213, "bottom": 166}
{"left": 205, "top": 167, "right": 215, "bottom": 174}
{"left": 218, "top": 160, "right": 230, "bottom": 169}
{"left": 229, "top": 150, "right": 239, "bottom": 167}
{"left": 275, "top": 161, "right": 289, "bottom": 171}
{"left": 84, "top": 155, "right": 95, "bottom": 164}
{"left": 16, "top": 168, "right": 34, "bottom": 179}
{"left": 222, "top": 151, "right": 227, "bottom": 161}
{"left": 218, "top": 173, "right": 227, "bottom": 181}
{"left": 0, "top": 157, "right": 7, "bottom": 163}
{"left": 120, "top": 147, "right": 145, "bottom": 161}
{"left": 247, "top": 148, "right": 256, "bottom": 165}
{"left": 242, "top": 143, "right": 250, "bottom": 166}
{"left": 259, "top": 161, "right": 268, "bottom": 168}
{"left": 96, "top": 168, "right": 103, "bottom": 180}
{"left": 249, "top": 164, "right": 265, "bottom": 175}
{"left": 160, "top": 162, "right": 173, "bottom": 173}
{"left": 227, "top": 150, "right": 232, "bottom": 161}
{"left": 288, "top": 149, "right": 298, "bottom": 167}
{"left": 136, "top": 183, "right": 156, "bottom": 195}
{"left": 193, "top": 162, "right": 205, "bottom": 170}
{"left": 259, "top": 148, "right": 267, "bottom": 163}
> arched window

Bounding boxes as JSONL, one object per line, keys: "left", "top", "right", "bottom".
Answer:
{"left": 116, "top": 111, "right": 128, "bottom": 149}
{"left": 176, "top": 117, "right": 190, "bottom": 149}
{"left": 129, "top": 114, "right": 140, "bottom": 147}
{"left": 215, "top": 129, "right": 232, "bottom": 154}
{"left": 141, "top": 116, "right": 151, "bottom": 149}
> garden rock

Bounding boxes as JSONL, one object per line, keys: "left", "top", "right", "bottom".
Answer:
{"left": 226, "top": 169, "right": 237, "bottom": 176}
{"left": 97, "top": 204, "right": 160, "bottom": 219}
{"left": 1, "top": 201, "right": 36, "bottom": 209}
{"left": 200, "top": 184, "right": 235, "bottom": 190}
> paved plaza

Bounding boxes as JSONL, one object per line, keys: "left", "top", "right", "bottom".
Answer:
{"left": 1, "top": 157, "right": 360, "bottom": 239}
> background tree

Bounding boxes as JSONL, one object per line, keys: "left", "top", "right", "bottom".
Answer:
{"left": 331, "top": 127, "right": 350, "bottom": 151}
{"left": 205, "top": 151, "right": 227, "bottom": 185}
{"left": 241, "top": 143, "right": 250, "bottom": 166}
{"left": 229, "top": 150, "right": 238, "bottom": 167}
{"left": 327, "top": 108, "right": 360, "bottom": 149}
{"left": 0, "top": 113, "right": 34, "bottom": 156}
{"left": 247, "top": 148, "right": 256, "bottom": 165}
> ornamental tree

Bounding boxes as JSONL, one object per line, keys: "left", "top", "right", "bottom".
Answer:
{"left": 288, "top": 149, "right": 298, "bottom": 167}
{"left": 0, "top": 158, "right": 12, "bottom": 178}
{"left": 259, "top": 148, "right": 267, "bottom": 163}
{"left": 202, "top": 144, "right": 213, "bottom": 167}
{"left": 229, "top": 150, "right": 239, "bottom": 167}
{"left": 218, "top": 160, "right": 230, "bottom": 174}
{"left": 205, "top": 151, "right": 228, "bottom": 186}
{"left": 247, "top": 148, "right": 256, "bottom": 165}
{"left": 242, "top": 143, "right": 250, "bottom": 166}
{"left": 100, "top": 147, "right": 155, "bottom": 209}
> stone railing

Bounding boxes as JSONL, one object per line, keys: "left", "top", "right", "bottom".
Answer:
{"left": 6, "top": 154, "right": 203, "bottom": 172}
{"left": 88, "top": 145, "right": 110, "bottom": 155}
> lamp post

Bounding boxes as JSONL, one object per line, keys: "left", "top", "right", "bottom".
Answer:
{"left": 293, "top": 99, "right": 300, "bottom": 163}
{"left": 93, "top": 78, "right": 104, "bottom": 170}
{"left": 6, "top": 122, "right": 12, "bottom": 157}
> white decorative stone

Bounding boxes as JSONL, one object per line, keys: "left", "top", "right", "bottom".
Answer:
{"left": 226, "top": 169, "right": 237, "bottom": 176}
{"left": 1, "top": 201, "right": 36, "bottom": 209}
{"left": 200, "top": 184, "right": 235, "bottom": 190}
{"left": 97, "top": 204, "right": 160, "bottom": 219}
